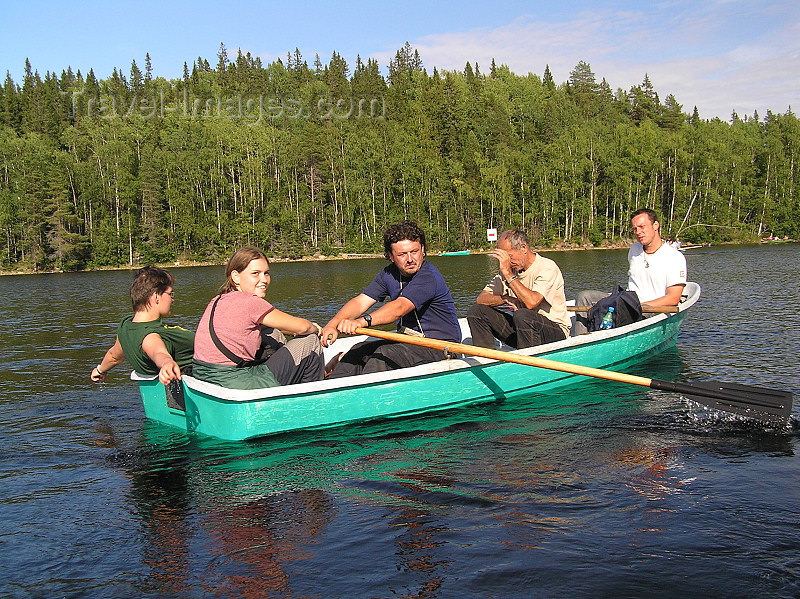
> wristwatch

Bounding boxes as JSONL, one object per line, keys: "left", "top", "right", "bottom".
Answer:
{"left": 361, "top": 313, "right": 372, "bottom": 326}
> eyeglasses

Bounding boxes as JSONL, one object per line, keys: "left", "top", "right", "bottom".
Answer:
{"left": 163, "top": 291, "right": 175, "bottom": 298}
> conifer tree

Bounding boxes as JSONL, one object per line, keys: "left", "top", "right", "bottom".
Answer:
{"left": 542, "top": 64, "right": 555, "bottom": 89}
{"left": 0, "top": 44, "right": 798, "bottom": 270}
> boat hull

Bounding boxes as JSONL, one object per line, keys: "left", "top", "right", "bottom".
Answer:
{"left": 134, "top": 283, "right": 700, "bottom": 441}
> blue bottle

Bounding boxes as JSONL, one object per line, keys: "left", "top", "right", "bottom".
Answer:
{"left": 600, "top": 306, "right": 615, "bottom": 330}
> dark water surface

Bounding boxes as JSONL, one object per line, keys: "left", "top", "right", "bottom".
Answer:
{"left": 1, "top": 245, "right": 798, "bottom": 598}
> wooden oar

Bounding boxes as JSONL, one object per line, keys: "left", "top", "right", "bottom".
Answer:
{"left": 353, "top": 328, "right": 793, "bottom": 422}
{"left": 568, "top": 305, "right": 678, "bottom": 314}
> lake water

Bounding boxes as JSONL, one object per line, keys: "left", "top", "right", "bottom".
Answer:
{"left": 1, "top": 244, "right": 798, "bottom": 598}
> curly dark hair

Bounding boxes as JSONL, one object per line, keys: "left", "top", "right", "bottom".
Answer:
{"left": 383, "top": 221, "right": 427, "bottom": 258}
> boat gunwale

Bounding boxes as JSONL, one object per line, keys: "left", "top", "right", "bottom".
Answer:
{"left": 132, "top": 282, "right": 700, "bottom": 404}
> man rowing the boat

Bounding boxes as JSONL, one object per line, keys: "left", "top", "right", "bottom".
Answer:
{"left": 572, "top": 208, "right": 687, "bottom": 335}
{"left": 320, "top": 221, "right": 461, "bottom": 377}
{"left": 466, "top": 229, "right": 571, "bottom": 349}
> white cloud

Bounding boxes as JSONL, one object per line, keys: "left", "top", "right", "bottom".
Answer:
{"left": 374, "top": 3, "right": 799, "bottom": 120}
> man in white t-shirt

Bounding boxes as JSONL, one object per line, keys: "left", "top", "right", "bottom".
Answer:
{"left": 572, "top": 209, "right": 687, "bottom": 335}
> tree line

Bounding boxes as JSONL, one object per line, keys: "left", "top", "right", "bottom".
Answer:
{"left": 0, "top": 42, "right": 797, "bottom": 271}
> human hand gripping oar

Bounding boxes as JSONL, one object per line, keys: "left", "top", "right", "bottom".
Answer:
{"left": 353, "top": 328, "right": 793, "bottom": 422}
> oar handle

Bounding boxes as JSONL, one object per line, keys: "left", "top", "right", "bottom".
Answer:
{"left": 568, "top": 305, "right": 679, "bottom": 313}
{"left": 353, "top": 327, "right": 655, "bottom": 388}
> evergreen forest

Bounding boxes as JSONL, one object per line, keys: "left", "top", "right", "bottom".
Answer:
{"left": 1, "top": 42, "right": 798, "bottom": 272}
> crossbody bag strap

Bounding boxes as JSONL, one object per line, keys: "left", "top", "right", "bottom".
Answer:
{"left": 396, "top": 278, "right": 425, "bottom": 337}
{"left": 208, "top": 295, "right": 247, "bottom": 367}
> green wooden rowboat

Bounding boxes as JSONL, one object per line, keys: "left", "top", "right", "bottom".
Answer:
{"left": 440, "top": 250, "right": 471, "bottom": 256}
{"left": 132, "top": 282, "right": 700, "bottom": 441}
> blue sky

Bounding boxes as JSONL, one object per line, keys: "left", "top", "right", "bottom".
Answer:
{"left": 1, "top": 0, "right": 797, "bottom": 120}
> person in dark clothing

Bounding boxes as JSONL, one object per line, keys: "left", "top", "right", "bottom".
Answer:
{"left": 321, "top": 221, "right": 460, "bottom": 377}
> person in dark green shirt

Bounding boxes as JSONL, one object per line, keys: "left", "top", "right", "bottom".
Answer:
{"left": 91, "top": 266, "right": 194, "bottom": 385}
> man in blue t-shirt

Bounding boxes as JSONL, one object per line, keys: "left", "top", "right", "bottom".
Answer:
{"left": 321, "top": 221, "right": 461, "bottom": 377}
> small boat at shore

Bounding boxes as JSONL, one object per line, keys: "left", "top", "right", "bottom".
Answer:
{"left": 132, "top": 283, "right": 705, "bottom": 441}
{"left": 440, "top": 250, "right": 471, "bottom": 256}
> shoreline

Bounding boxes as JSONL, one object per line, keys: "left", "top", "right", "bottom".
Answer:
{"left": 0, "top": 239, "right": 748, "bottom": 276}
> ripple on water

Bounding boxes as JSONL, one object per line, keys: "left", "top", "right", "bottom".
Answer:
{"left": 1, "top": 246, "right": 799, "bottom": 598}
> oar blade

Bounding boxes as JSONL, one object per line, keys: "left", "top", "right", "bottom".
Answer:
{"left": 676, "top": 381, "right": 793, "bottom": 421}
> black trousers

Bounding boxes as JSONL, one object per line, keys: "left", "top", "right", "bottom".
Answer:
{"left": 327, "top": 339, "right": 447, "bottom": 378}
{"left": 467, "top": 304, "right": 566, "bottom": 349}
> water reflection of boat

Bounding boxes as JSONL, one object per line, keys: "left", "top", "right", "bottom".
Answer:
{"left": 126, "top": 423, "right": 337, "bottom": 596}
{"left": 132, "top": 283, "right": 701, "bottom": 441}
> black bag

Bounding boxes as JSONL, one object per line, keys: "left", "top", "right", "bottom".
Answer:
{"left": 587, "top": 286, "right": 643, "bottom": 332}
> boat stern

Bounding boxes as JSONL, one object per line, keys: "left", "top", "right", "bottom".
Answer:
{"left": 131, "top": 372, "right": 191, "bottom": 432}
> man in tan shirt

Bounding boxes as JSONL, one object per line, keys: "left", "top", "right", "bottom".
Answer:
{"left": 467, "top": 229, "right": 570, "bottom": 349}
